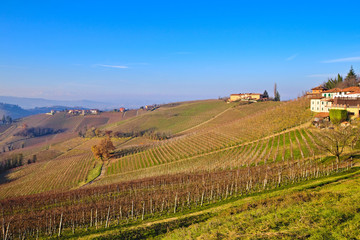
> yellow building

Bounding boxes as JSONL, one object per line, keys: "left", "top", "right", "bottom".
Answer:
{"left": 311, "top": 86, "right": 327, "bottom": 94}
{"left": 230, "top": 93, "right": 263, "bottom": 102}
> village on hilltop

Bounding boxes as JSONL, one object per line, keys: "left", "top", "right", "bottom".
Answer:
{"left": 45, "top": 104, "right": 159, "bottom": 117}
{"left": 307, "top": 67, "right": 360, "bottom": 126}
{"left": 308, "top": 86, "right": 360, "bottom": 116}
{"left": 229, "top": 92, "right": 267, "bottom": 102}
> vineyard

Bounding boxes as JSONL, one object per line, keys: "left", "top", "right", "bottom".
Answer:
{"left": 107, "top": 100, "right": 233, "bottom": 134}
{"left": 0, "top": 157, "right": 354, "bottom": 239}
{"left": 0, "top": 97, "right": 359, "bottom": 239}
{"left": 101, "top": 98, "right": 313, "bottom": 183}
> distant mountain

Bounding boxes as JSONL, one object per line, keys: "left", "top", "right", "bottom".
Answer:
{"left": 0, "top": 96, "right": 111, "bottom": 110}
{"left": 0, "top": 103, "right": 30, "bottom": 119}
{"left": 0, "top": 103, "right": 89, "bottom": 120}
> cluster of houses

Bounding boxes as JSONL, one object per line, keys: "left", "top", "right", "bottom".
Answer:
{"left": 229, "top": 93, "right": 267, "bottom": 102}
{"left": 140, "top": 104, "right": 159, "bottom": 111}
{"left": 308, "top": 85, "right": 360, "bottom": 121}
{"left": 69, "top": 109, "right": 100, "bottom": 115}
{"left": 113, "top": 107, "right": 127, "bottom": 113}
{"left": 47, "top": 109, "right": 100, "bottom": 116}
{"left": 46, "top": 107, "right": 131, "bottom": 116}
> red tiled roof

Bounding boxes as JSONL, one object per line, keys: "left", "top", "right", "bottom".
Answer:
{"left": 342, "top": 86, "right": 360, "bottom": 92}
{"left": 314, "top": 112, "right": 329, "bottom": 118}
{"left": 323, "top": 88, "right": 342, "bottom": 93}
{"left": 346, "top": 90, "right": 360, "bottom": 95}
{"left": 311, "top": 85, "right": 327, "bottom": 90}
{"left": 231, "top": 93, "right": 262, "bottom": 96}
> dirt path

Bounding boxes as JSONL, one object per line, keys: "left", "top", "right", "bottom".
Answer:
{"left": 80, "top": 162, "right": 106, "bottom": 188}
{"left": 176, "top": 106, "right": 233, "bottom": 135}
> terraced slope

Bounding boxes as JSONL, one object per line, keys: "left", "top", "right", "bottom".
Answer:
{"left": 0, "top": 98, "right": 315, "bottom": 198}
{"left": 96, "top": 98, "right": 313, "bottom": 184}
{"left": 2, "top": 97, "right": 360, "bottom": 240}
{"left": 106, "top": 100, "right": 233, "bottom": 134}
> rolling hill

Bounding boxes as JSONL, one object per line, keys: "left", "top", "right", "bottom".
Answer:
{"left": 0, "top": 95, "right": 110, "bottom": 109}
{"left": 0, "top": 102, "right": 30, "bottom": 119}
{"left": 0, "top": 102, "right": 90, "bottom": 120}
{"left": 0, "top": 97, "right": 359, "bottom": 239}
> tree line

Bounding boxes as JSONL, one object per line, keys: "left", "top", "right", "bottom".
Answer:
{"left": 14, "top": 127, "right": 64, "bottom": 138}
{"left": 0, "top": 154, "right": 37, "bottom": 173}
{"left": 1, "top": 115, "right": 12, "bottom": 125}
{"left": 79, "top": 127, "right": 172, "bottom": 141}
{"left": 323, "top": 66, "right": 359, "bottom": 89}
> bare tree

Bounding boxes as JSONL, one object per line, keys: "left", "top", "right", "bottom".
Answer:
{"left": 314, "top": 125, "right": 359, "bottom": 164}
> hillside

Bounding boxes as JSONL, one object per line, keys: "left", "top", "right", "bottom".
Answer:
{"left": 0, "top": 102, "right": 89, "bottom": 120}
{"left": 0, "top": 102, "right": 30, "bottom": 119}
{"left": 0, "top": 95, "right": 110, "bottom": 109}
{"left": 1, "top": 97, "right": 360, "bottom": 239}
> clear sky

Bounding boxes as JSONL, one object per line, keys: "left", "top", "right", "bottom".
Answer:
{"left": 1, "top": 0, "right": 360, "bottom": 107}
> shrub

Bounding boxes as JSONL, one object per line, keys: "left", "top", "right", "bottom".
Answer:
{"left": 329, "top": 109, "right": 347, "bottom": 124}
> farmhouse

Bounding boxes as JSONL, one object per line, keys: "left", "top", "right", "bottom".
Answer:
{"left": 311, "top": 85, "right": 328, "bottom": 94}
{"left": 306, "top": 85, "right": 328, "bottom": 98}
{"left": 312, "top": 112, "right": 330, "bottom": 128}
{"left": 229, "top": 93, "right": 263, "bottom": 102}
{"left": 46, "top": 110, "right": 55, "bottom": 115}
{"left": 90, "top": 109, "right": 99, "bottom": 115}
{"left": 310, "top": 86, "right": 360, "bottom": 118}
{"left": 68, "top": 109, "right": 82, "bottom": 114}
{"left": 310, "top": 96, "right": 333, "bottom": 113}
{"left": 145, "top": 105, "right": 158, "bottom": 111}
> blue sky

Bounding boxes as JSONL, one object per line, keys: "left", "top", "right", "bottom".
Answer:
{"left": 1, "top": 0, "right": 360, "bottom": 107}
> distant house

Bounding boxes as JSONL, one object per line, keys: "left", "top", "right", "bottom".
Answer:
{"left": 306, "top": 85, "right": 328, "bottom": 98}
{"left": 90, "top": 109, "right": 99, "bottom": 115}
{"left": 229, "top": 93, "right": 263, "bottom": 102}
{"left": 312, "top": 112, "right": 330, "bottom": 128}
{"left": 68, "top": 109, "right": 85, "bottom": 115}
{"left": 145, "top": 105, "right": 158, "bottom": 111}
{"left": 119, "top": 107, "right": 126, "bottom": 112}
{"left": 68, "top": 109, "right": 78, "bottom": 114}
{"left": 311, "top": 86, "right": 328, "bottom": 94}
{"left": 314, "top": 112, "right": 330, "bottom": 121}
{"left": 46, "top": 110, "right": 55, "bottom": 115}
